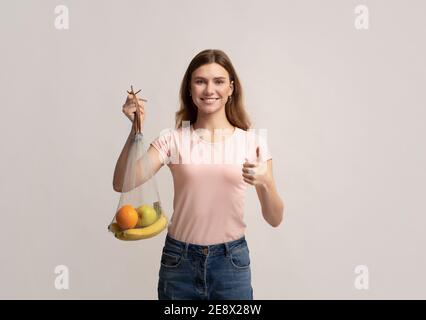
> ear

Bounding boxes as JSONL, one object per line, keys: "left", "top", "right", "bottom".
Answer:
{"left": 230, "top": 80, "right": 234, "bottom": 95}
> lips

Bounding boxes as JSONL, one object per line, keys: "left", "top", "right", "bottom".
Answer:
{"left": 201, "top": 97, "right": 220, "bottom": 101}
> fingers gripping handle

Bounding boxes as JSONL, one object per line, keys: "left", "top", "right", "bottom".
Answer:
{"left": 126, "top": 85, "right": 148, "bottom": 135}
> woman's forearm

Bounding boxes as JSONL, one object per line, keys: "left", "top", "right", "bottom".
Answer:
{"left": 256, "top": 180, "right": 284, "bottom": 227}
{"left": 113, "top": 128, "right": 136, "bottom": 192}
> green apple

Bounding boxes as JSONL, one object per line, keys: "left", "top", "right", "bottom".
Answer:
{"left": 136, "top": 204, "right": 158, "bottom": 227}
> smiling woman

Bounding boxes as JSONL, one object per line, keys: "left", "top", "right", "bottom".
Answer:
{"left": 151, "top": 49, "right": 284, "bottom": 300}
{"left": 175, "top": 49, "right": 252, "bottom": 132}
{"left": 191, "top": 64, "right": 232, "bottom": 113}
{"left": 114, "top": 49, "right": 284, "bottom": 301}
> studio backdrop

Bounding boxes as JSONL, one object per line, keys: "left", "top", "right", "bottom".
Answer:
{"left": 1, "top": 0, "right": 425, "bottom": 299}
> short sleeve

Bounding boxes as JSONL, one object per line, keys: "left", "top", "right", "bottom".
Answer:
{"left": 150, "top": 129, "right": 173, "bottom": 165}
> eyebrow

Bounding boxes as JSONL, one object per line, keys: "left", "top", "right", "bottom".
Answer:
{"left": 193, "top": 76, "right": 227, "bottom": 80}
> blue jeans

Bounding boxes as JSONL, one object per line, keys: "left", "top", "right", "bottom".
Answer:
{"left": 158, "top": 234, "right": 253, "bottom": 300}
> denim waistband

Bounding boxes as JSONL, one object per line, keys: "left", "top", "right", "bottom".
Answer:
{"left": 165, "top": 234, "right": 247, "bottom": 257}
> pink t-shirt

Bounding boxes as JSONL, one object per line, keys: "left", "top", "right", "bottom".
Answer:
{"left": 150, "top": 124, "right": 272, "bottom": 245}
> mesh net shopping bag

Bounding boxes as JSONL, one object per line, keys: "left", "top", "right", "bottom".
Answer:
{"left": 108, "top": 86, "right": 168, "bottom": 241}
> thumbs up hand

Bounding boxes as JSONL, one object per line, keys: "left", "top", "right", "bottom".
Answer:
{"left": 242, "top": 146, "right": 270, "bottom": 187}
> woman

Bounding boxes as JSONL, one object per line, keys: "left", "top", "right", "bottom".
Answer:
{"left": 113, "top": 49, "right": 284, "bottom": 300}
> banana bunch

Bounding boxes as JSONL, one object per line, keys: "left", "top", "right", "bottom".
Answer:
{"left": 111, "top": 213, "right": 168, "bottom": 241}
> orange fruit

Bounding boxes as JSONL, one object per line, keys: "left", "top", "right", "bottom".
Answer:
{"left": 116, "top": 205, "right": 138, "bottom": 230}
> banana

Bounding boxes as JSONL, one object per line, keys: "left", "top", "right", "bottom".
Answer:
{"left": 114, "top": 214, "right": 168, "bottom": 241}
{"left": 108, "top": 222, "right": 121, "bottom": 234}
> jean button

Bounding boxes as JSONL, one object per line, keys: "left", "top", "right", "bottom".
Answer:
{"left": 202, "top": 248, "right": 208, "bottom": 255}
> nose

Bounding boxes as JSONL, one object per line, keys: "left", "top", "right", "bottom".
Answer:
{"left": 204, "top": 81, "right": 215, "bottom": 95}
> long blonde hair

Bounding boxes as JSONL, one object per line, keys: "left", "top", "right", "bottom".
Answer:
{"left": 175, "top": 49, "right": 252, "bottom": 131}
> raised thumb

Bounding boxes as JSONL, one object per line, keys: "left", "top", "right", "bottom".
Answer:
{"left": 256, "top": 146, "right": 261, "bottom": 161}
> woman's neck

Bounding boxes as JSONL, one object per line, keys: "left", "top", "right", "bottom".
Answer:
{"left": 192, "top": 116, "right": 235, "bottom": 143}
{"left": 193, "top": 115, "right": 234, "bottom": 132}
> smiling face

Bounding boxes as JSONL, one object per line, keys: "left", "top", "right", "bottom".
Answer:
{"left": 190, "top": 63, "right": 234, "bottom": 114}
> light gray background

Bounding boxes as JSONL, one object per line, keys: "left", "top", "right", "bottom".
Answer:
{"left": 1, "top": 0, "right": 425, "bottom": 299}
